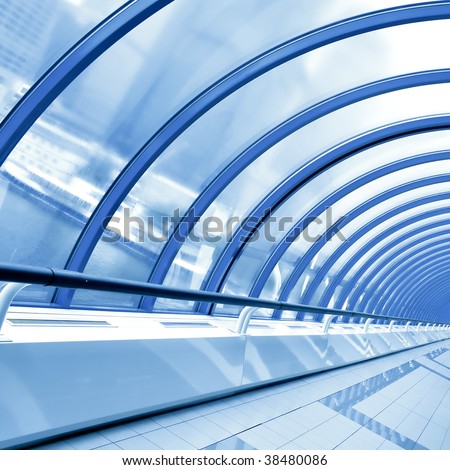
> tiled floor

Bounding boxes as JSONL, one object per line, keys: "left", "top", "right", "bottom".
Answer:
{"left": 34, "top": 339, "right": 450, "bottom": 450}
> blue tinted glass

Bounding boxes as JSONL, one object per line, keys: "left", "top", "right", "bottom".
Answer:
{"left": 75, "top": 17, "right": 450, "bottom": 308}
{"left": 216, "top": 134, "right": 450, "bottom": 314}
{"left": 1, "top": 0, "right": 448, "bottom": 311}
{"left": 0, "top": 0, "right": 125, "bottom": 123}
{"left": 267, "top": 184, "right": 450, "bottom": 304}
{"left": 348, "top": 226, "right": 450, "bottom": 310}
{"left": 7, "top": 0, "right": 414, "bottom": 306}
{"left": 156, "top": 86, "right": 450, "bottom": 312}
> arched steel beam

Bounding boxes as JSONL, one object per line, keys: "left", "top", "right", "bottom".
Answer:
{"left": 275, "top": 211, "right": 450, "bottom": 315}
{"left": 343, "top": 229, "right": 450, "bottom": 311}
{"left": 354, "top": 238, "right": 450, "bottom": 313}
{"left": 351, "top": 227, "right": 450, "bottom": 312}
{"left": 276, "top": 207, "right": 450, "bottom": 319}
{"left": 0, "top": 0, "right": 173, "bottom": 163}
{"left": 413, "top": 277, "right": 450, "bottom": 320}
{"left": 52, "top": 2, "right": 450, "bottom": 306}
{"left": 389, "top": 270, "right": 450, "bottom": 321}
{"left": 419, "top": 296, "right": 450, "bottom": 322}
{"left": 381, "top": 262, "right": 450, "bottom": 319}
{"left": 249, "top": 176, "right": 450, "bottom": 305}
{"left": 292, "top": 223, "right": 450, "bottom": 322}
{"left": 364, "top": 244, "right": 450, "bottom": 316}
{"left": 304, "top": 204, "right": 450, "bottom": 308}
{"left": 247, "top": 181, "right": 450, "bottom": 317}
{"left": 199, "top": 119, "right": 450, "bottom": 314}
{"left": 144, "top": 70, "right": 450, "bottom": 297}
{"left": 377, "top": 254, "right": 450, "bottom": 317}
{"left": 317, "top": 234, "right": 450, "bottom": 323}
{"left": 227, "top": 165, "right": 450, "bottom": 308}
{"left": 413, "top": 288, "right": 450, "bottom": 321}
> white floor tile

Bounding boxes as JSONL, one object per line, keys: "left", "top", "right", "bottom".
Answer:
{"left": 205, "top": 411, "right": 248, "bottom": 434}
{"left": 117, "top": 435, "right": 161, "bottom": 450}
{"left": 188, "top": 416, "right": 230, "bottom": 442}
{"left": 168, "top": 421, "right": 217, "bottom": 449}
{"left": 236, "top": 429, "right": 277, "bottom": 450}
{"left": 98, "top": 424, "right": 138, "bottom": 443}
{"left": 374, "top": 402, "right": 411, "bottom": 429}
{"left": 395, "top": 411, "right": 428, "bottom": 442}
{"left": 440, "top": 430, "right": 450, "bottom": 450}
{"left": 127, "top": 417, "right": 161, "bottom": 434}
{"left": 64, "top": 432, "right": 111, "bottom": 450}
{"left": 416, "top": 421, "right": 447, "bottom": 449}
{"left": 377, "top": 439, "right": 403, "bottom": 450}
{"left": 277, "top": 441, "right": 305, "bottom": 450}
{"left": 263, "top": 416, "right": 307, "bottom": 441}
{"left": 143, "top": 427, "right": 195, "bottom": 450}
{"left": 335, "top": 427, "right": 385, "bottom": 450}
{"left": 248, "top": 424, "right": 289, "bottom": 448}
{"left": 95, "top": 443, "right": 122, "bottom": 450}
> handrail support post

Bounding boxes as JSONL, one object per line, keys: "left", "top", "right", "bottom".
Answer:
{"left": 363, "top": 318, "right": 373, "bottom": 333}
{"left": 0, "top": 282, "right": 30, "bottom": 341}
{"left": 234, "top": 307, "right": 271, "bottom": 335}
{"left": 322, "top": 314, "right": 337, "bottom": 334}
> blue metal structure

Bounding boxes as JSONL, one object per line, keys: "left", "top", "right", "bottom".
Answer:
{"left": 339, "top": 230, "right": 450, "bottom": 310}
{"left": 383, "top": 261, "right": 450, "bottom": 318}
{"left": 144, "top": 70, "right": 450, "bottom": 303}
{"left": 368, "top": 253, "right": 450, "bottom": 314}
{"left": 350, "top": 242, "right": 450, "bottom": 313}
{"left": 0, "top": 0, "right": 173, "bottom": 163}
{"left": 338, "top": 231, "right": 450, "bottom": 311}
{"left": 254, "top": 181, "right": 450, "bottom": 315}
{"left": 0, "top": 0, "right": 449, "bottom": 323}
{"left": 213, "top": 159, "right": 450, "bottom": 312}
{"left": 306, "top": 214, "right": 450, "bottom": 308}
{"left": 58, "top": 2, "right": 450, "bottom": 306}
{"left": 403, "top": 270, "right": 450, "bottom": 316}
{"left": 200, "top": 120, "right": 450, "bottom": 309}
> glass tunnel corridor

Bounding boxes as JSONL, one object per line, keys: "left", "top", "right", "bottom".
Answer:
{"left": 1, "top": 0, "right": 450, "bottom": 451}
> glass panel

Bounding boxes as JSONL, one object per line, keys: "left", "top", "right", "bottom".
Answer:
{"left": 347, "top": 229, "right": 450, "bottom": 309}
{"left": 342, "top": 221, "right": 450, "bottom": 309}
{"left": 154, "top": 84, "right": 450, "bottom": 311}
{"left": 307, "top": 211, "right": 450, "bottom": 308}
{"left": 3, "top": 7, "right": 447, "bottom": 304}
{"left": 0, "top": 0, "right": 126, "bottom": 302}
{"left": 0, "top": 0, "right": 126, "bottom": 122}
{"left": 329, "top": 205, "right": 450, "bottom": 286}
{"left": 270, "top": 182, "right": 450, "bottom": 304}
{"left": 169, "top": 130, "right": 450, "bottom": 313}
{"left": 362, "top": 234, "right": 450, "bottom": 316}
{"left": 230, "top": 170, "right": 450, "bottom": 313}
{"left": 6, "top": 2, "right": 434, "bottom": 305}
{"left": 223, "top": 132, "right": 450, "bottom": 302}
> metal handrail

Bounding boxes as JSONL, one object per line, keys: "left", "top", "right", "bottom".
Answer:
{"left": 0, "top": 263, "right": 449, "bottom": 336}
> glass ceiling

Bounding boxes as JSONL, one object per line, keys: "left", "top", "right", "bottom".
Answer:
{"left": 1, "top": 0, "right": 450, "bottom": 323}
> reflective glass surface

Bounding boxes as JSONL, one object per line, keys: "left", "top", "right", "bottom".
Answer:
{"left": 262, "top": 184, "right": 450, "bottom": 303}
{"left": 347, "top": 223, "right": 450, "bottom": 310}
{"left": 1, "top": 0, "right": 450, "bottom": 322}
{"left": 162, "top": 121, "right": 449, "bottom": 311}
{"left": 0, "top": 0, "right": 125, "bottom": 123}
{"left": 223, "top": 132, "right": 450, "bottom": 303}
